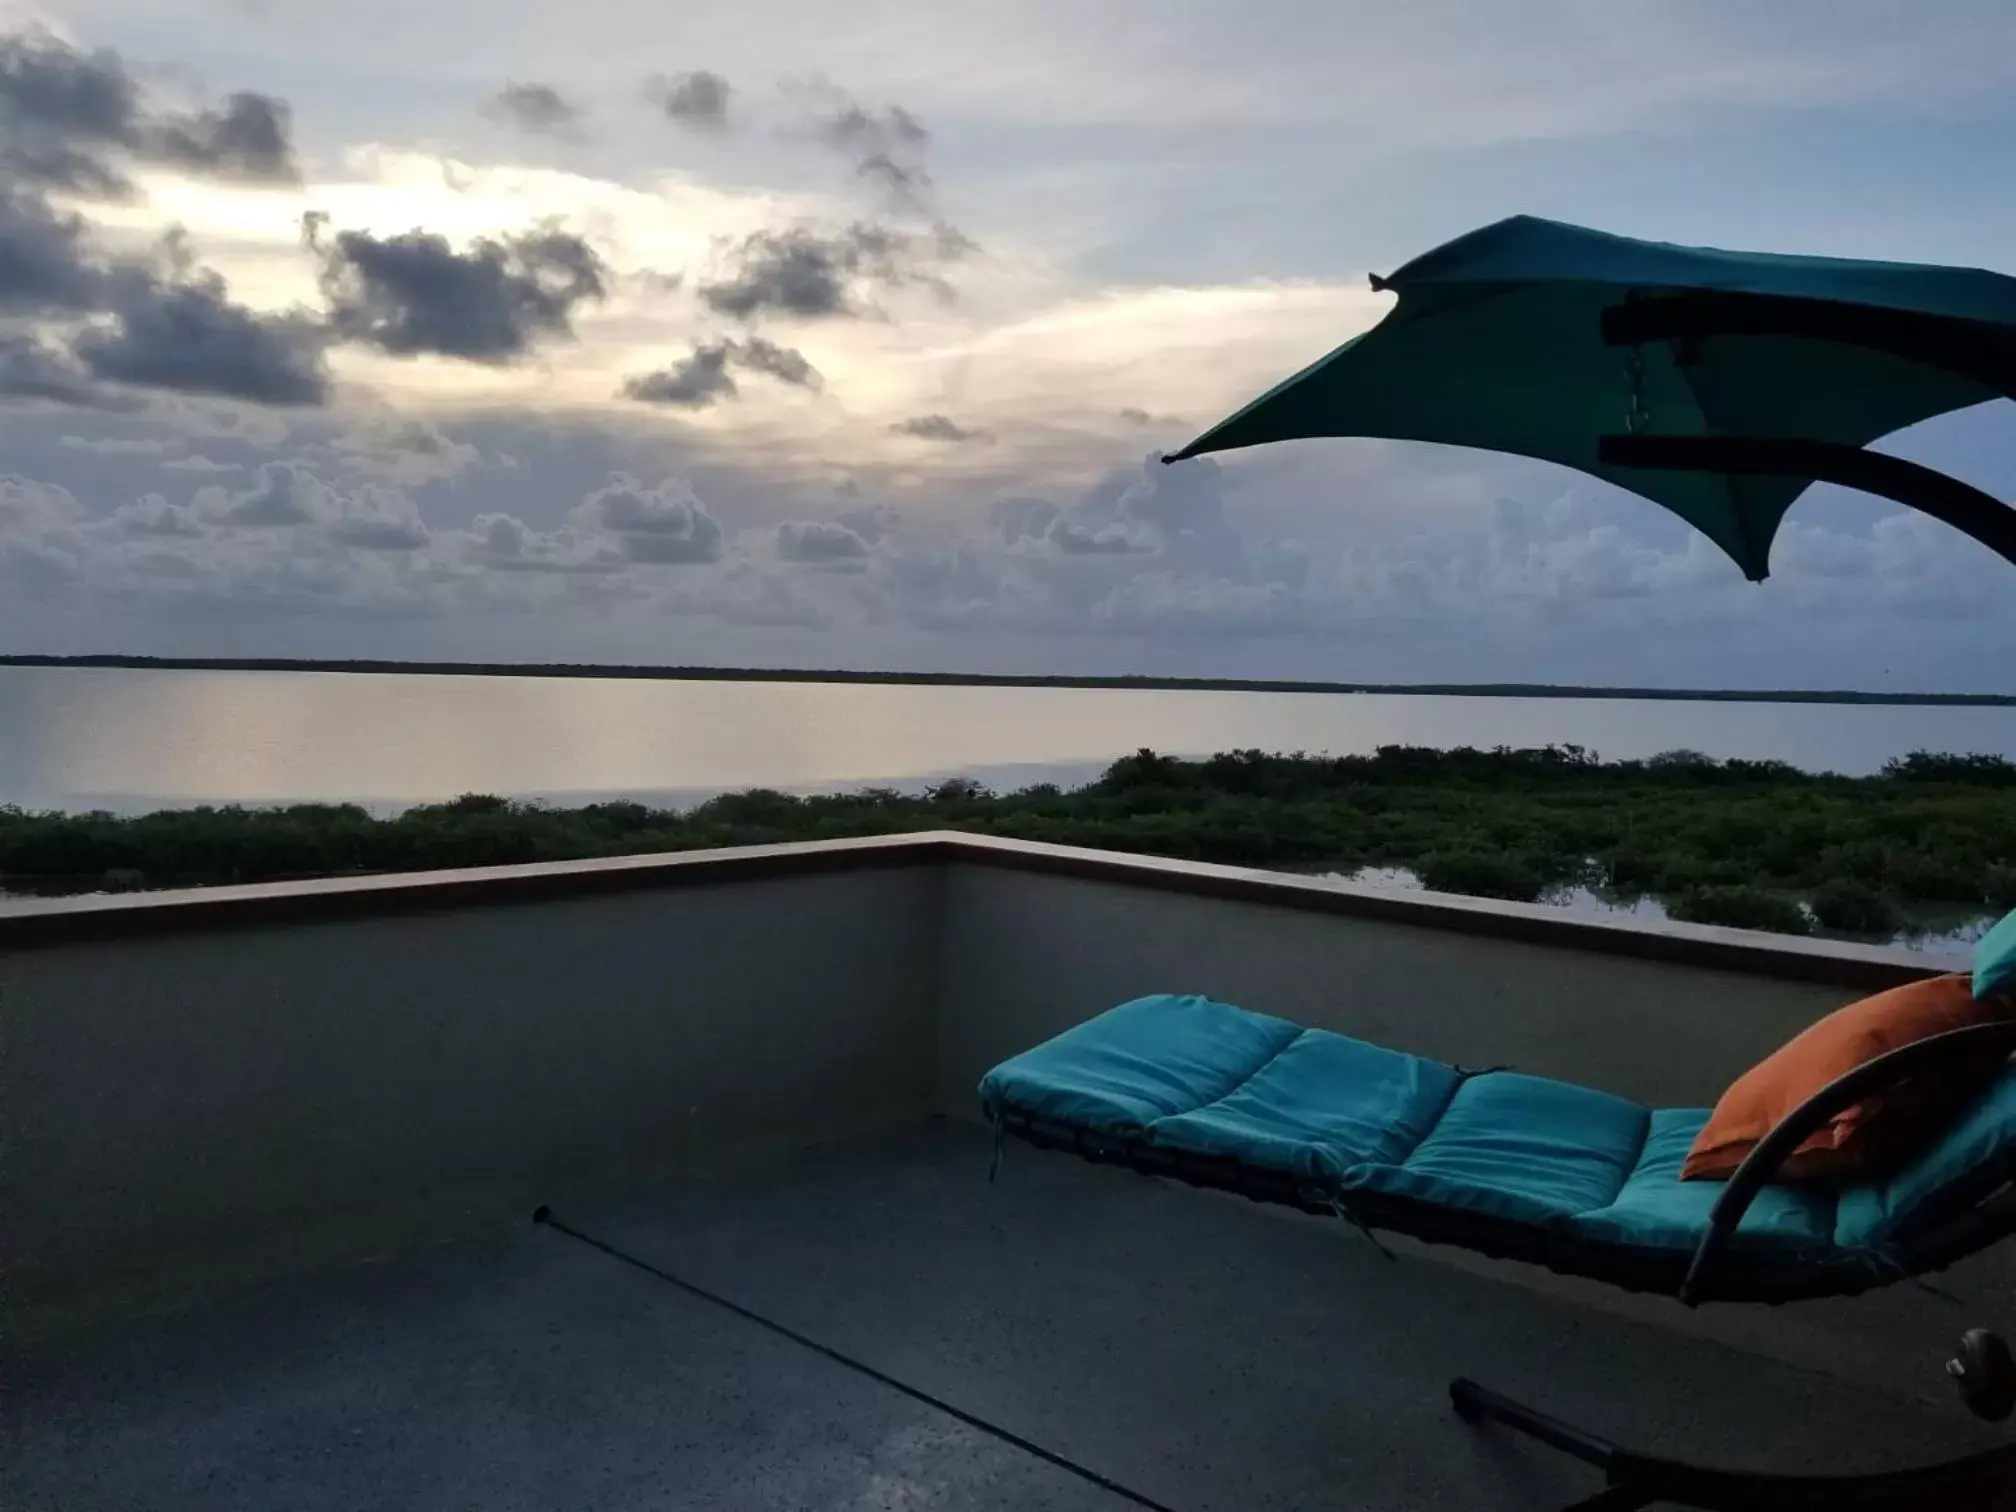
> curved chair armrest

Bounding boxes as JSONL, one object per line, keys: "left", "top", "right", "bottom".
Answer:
{"left": 1678, "top": 1020, "right": 2016, "bottom": 1306}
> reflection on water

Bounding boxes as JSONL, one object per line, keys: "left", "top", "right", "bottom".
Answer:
{"left": 1, "top": 665, "right": 2012, "bottom": 813}
{"left": 1319, "top": 867, "right": 1990, "bottom": 968}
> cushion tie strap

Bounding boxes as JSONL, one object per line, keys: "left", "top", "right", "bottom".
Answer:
{"left": 1320, "top": 1189, "right": 1398, "bottom": 1264}
{"left": 1852, "top": 1243, "right": 1965, "bottom": 1306}
{"left": 988, "top": 1120, "right": 1006, "bottom": 1183}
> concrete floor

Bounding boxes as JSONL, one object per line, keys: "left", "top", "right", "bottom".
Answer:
{"left": 7, "top": 1121, "right": 2005, "bottom": 1511}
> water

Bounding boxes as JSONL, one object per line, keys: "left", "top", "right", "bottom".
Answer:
{"left": 1, "top": 665, "right": 2011, "bottom": 813}
{"left": 1318, "top": 867, "right": 1992, "bottom": 969}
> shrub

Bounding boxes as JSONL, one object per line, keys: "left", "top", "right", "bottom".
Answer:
{"left": 1986, "top": 865, "right": 2016, "bottom": 912}
{"left": 1414, "top": 850, "right": 1544, "bottom": 902}
{"left": 1807, "top": 878, "right": 1902, "bottom": 935}
{"left": 1668, "top": 885, "right": 1811, "bottom": 935}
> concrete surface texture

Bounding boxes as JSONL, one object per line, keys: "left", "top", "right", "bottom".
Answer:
{"left": 3, "top": 865, "right": 941, "bottom": 1335}
{"left": 8, "top": 1123, "right": 2001, "bottom": 1512}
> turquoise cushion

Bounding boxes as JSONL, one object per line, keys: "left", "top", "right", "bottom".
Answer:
{"left": 1147, "top": 1029, "right": 1462, "bottom": 1182}
{"left": 977, "top": 994, "right": 1302, "bottom": 1138}
{"left": 1977, "top": 909, "right": 2016, "bottom": 1001}
{"left": 1835, "top": 1064, "right": 2016, "bottom": 1247}
{"left": 1344, "top": 1071, "right": 1649, "bottom": 1225}
{"left": 1573, "top": 1109, "right": 1837, "bottom": 1252}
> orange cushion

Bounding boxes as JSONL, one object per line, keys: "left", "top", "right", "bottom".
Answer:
{"left": 1682, "top": 974, "right": 2010, "bottom": 1184}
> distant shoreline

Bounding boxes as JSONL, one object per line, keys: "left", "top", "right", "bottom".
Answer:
{"left": 2, "top": 654, "right": 2013, "bottom": 707}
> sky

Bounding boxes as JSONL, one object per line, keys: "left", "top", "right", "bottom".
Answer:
{"left": 2, "top": 0, "right": 2014, "bottom": 689}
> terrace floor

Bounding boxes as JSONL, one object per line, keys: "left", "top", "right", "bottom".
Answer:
{"left": 7, "top": 1121, "right": 2005, "bottom": 1511}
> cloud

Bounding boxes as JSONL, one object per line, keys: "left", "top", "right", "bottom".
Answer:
{"left": 891, "top": 413, "right": 991, "bottom": 444}
{"left": 158, "top": 453, "right": 241, "bottom": 473}
{"left": 622, "top": 336, "right": 821, "bottom": 408}
{"left": 0, "top": 25, "right": 296, "bottom": 195}
{"left": 1117, "top": 453, "right": 1224, "bottom": 536}
{"left": 331, "top": 418, "right": 481, "bottom": 482}
{"left": 622, "top": 342, "right": 736, "bottom": 408}
{"left": 696, "top": 221, "right": 962, "bottom": 320}
{"left": 648, "top": 70, "right": 731, "bottom": 132}
{"left": 109, "top": 492, "right": 207, "bottom": 537}
{"left": 327, "top": 486, "right": 430, "bottom": 550}
{"left": 577, "top": 473, "right": 724, "bottom": 563}
{"left": 463, "top": 510, "right": 619, "bottom": 574}
{"left": 813, "top": 93, "right": 932, "bottom": 209}
{"left": 150, "top": 92, "right": 297, "bottom": 184}
{"left": 837, "top": 502, "right": 897, "bottom": 543}
{"left": 0, "top": 472, "right": 84, "bottom": 534}
{"left": 1046, "top": 517, "right": 1138, "bottom": 555}
{"left": 0, "top": 181, "right": 106, "bottom": 313}
{"left": 200, "top": 460, "right": 327, "bottom": 525}
{"left": 485, "top": 81, "right": 584, "bottom": 137}
{"left": 77, "top": 266, "right": 330, "bottom": 405}
{"left": 989, "top": 495, "right": 1059, "bottom": 544}
{"left": 0, "top": 26, "right": 140, "bottom": 195}
{"left": 776, "top": 518, "right": 869, "bottom": 563}
{"left": 184, "top": 459, "right": 431, "bottom": 550}
{"left": 305, "top": 214, "right": 609, "bottom": 361}
{"left": 0, "top": 332, "right": 138, "bottom": 410}
{"left": 0, "top": 172, "right": 321, "bottom": 408}
{"left": 59, "top": 433, "right": 167, "bottom": 454}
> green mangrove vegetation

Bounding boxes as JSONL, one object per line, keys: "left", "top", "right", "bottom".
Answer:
{"left": 3, "top": 745, "right": 2014, "bottom": 938}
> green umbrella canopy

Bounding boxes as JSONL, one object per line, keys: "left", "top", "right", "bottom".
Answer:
{"left": 1167, "top": 216, "right": 2016, "bottom": 580}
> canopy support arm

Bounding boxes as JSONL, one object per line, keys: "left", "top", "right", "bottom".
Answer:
{"left": 1598, "top": 434, "right": 2016, "bottom": 573}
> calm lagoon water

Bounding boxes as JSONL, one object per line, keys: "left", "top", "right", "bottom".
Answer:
{"left": 1, "top": 665, "right": 2011, "bottom": 813}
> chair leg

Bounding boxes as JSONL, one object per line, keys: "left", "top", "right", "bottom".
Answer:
{"left": 1449, "top": 1376, "right": 2016, "bottom": 1511}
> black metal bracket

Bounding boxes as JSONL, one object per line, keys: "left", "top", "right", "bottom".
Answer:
{"left": 1451, "top": 1376, "right": 2016, "bottom": 1510}
{"left": 1676, "top": 1019, "right": 2016, "bottom": 1305}
{"left": 1598, "top": 433, "right": 2016, "bottom": 572}
{"left": 1600, "top": 292, "right": 2016, "bottom": 401}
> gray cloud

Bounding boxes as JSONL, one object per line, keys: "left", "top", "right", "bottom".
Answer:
{"left": 891, "top": 413, "right": 992, "bottom": 444}
{"left": 111, "top": 492, "right": 206, "bottom": 537}
{"left": 78, "top": 267, "right": 330, "bottom": 405}
{"left": 465, "top": 511, "right": 619, "bottom": 574}
{"left": 0, "top": 332, "right": 138, "bottom": 410}
{"left": 0, "top": 26, "right": 296, "bottom": 194}
{"left": 837, "top": 502, "right": 896, "bottom": 543}
{"left": 59, "top": 433, "right": 167, "bottom": 453}
{"left": 623, "top": 342, "right": 734, "bottom": 408}
{"left": 186, "top": 460, "right": 430, "bottom": 552}
{"left": 1047, "top": 518, "right": 1138, "bottom": 554}
{"left": 0, "top": 182, "right": 106, "bottom": 313}
{"left": 485, "top": 81, "right": 583, "bottom": 137}
{"left": 203, "top": 461, "right": 325, "bottom": 525}
{"left": 306, "top": 215, "right": 608, "bottom": 362}
{"left": 331, "top": 418, "right": 481, "bottom": 482}
{"left": 796, "top": 85, "right": 936, "bottom": 212}
{"left": 151, "top": 92, "right": 297, "bottom": 184}
{"left": 579, "top": 474, "right": 724, "bottom": 563}
{"left": 0, "top": 27, "right": 144, "bottom": 194}
{"left": 329, "top": 496, "right": 429, "bottom": 550}
{"left": 649, "top": 70, "right": 730, "bottom": 131}
{"left": 732, "top": 335, "right": 820, "bottom": 388}
{"left": 622, "top": 336, "right": 820, "bottom": 408}
{"left": 776, "top": 519, "right": 869, "bottom": 563}
{"left": 1118, "top": 453, "right": 1225, "bottom": 535}
{"left": 697, "top": 222, "right": 960, "bottom": 320}
{"left": 989, "top": 495, "right": 1059, "bottom": 544}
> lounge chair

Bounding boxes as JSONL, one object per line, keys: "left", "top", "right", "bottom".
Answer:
{"left": 980, "top": 994, "right": 2016, "bottom": 1510}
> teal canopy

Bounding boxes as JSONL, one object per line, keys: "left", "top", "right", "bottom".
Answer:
{"left": 1168, "top": 216, "right": 2016, "bottom": 580}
